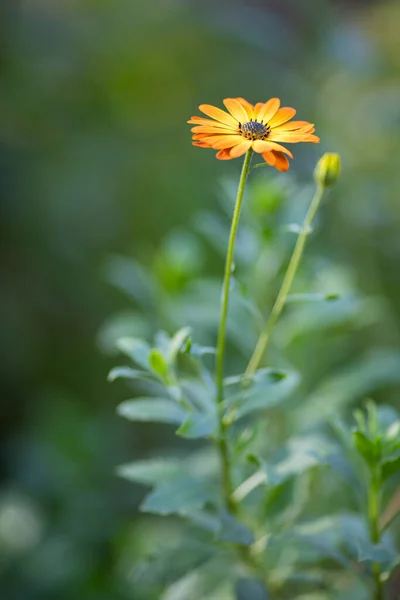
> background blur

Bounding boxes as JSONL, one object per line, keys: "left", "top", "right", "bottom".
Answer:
{"left": 1, "top": 0, "right": 400, "bottom": 598}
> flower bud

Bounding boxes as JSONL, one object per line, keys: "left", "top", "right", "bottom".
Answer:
{"left": 314, "top": 153, "right": 341, "bottom": 187}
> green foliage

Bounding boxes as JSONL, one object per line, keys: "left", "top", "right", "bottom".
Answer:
{"left": 117, "top": 398, "right": 186, "bottom": 425}
{"left": 235, "top": 578, "right": 269, "bottom": 600}
{"left": 109, "top": 167, "right": 400, "bottom": 599}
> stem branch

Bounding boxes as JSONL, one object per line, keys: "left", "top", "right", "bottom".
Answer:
{"left": 245, "top": 182, "right": 326, "bottom": 378}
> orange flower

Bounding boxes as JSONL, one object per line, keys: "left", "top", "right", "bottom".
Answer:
{"left": 188, "top": 97, "right": 319, "bottom": 172}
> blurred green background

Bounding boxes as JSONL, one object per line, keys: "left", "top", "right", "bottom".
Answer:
{"left": 1, "top": 0, "right": 400, "bottom": 598}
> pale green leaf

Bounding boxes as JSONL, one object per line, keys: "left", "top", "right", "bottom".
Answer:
{"left": 176, "top": 412, "right": 217, "bottom": 439}
{"left": 117, "top": 398, "right": 185, "bottom": 424}
{"left": 286, "top": 292, "right": 340, "bottom": 304}
{"left": 116, "top": 458, "right": 181, "bottom": 485}
{"left": 140, "top": 476, "right": 217, "bottom": 516}
{"left": 218, "top": 513, "right": 254, "bottom": 546}
{"left": 225, "top": 368, "right": 300, "bottom": 421}
{"left": 116, "top": 337, "right": 151, "bottom": 369}
{"left": 299, "top": 350, "right": 400, "bottom": 427}
{"left": 235, "top": 578, "right": 269, "bottom": 600}
{"left": 107, "top": 366, "right": 155, "bottom": 382}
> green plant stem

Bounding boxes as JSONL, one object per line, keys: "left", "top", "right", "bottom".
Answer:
{"left": 245, "top": 181, "right": 326, "bottom": 379}
{"left": 369, "top": 466, "right": 384, "bottom": 600}
{"left": 215, "top": 149, "right": 253, "bottom": 512}
{"left": 213, "top": 150, "right": 270, "bottom": 590}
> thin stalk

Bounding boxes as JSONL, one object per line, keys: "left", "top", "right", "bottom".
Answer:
{"left": 215, "top": 149, "right": 253, "bottom": 512}
{"left": 213, "top": 150, "right": 270, "bottom": 591}
{"left": 369, "top": 466, "right": 384, "bottom": 600}
{"left": 245, "top": 181, "right": 326, "bottom": 379}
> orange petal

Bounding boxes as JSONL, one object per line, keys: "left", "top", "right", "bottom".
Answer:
{"left": 192, "top": 133, "right": 222, "bottom": 140}
{"left": 188, "top": 118, "right": 235, "bottom": 131}
{"left": 272, "top": 120, "right": 314, "bottom": 132}
{"left": 192, "top": 141, "right": 211, "bottom": 148}
{"left": 304, "top": 134, "right": 320, "bottom": 143}
{"left": 193, "top": 134, "right": 235, "bottom": 146}
{"left": 272, "top": 151, "right": 290, "bottom": 172}
{"left": 266, "top": 142, "right": 294, "bottom": 158}
{"left": 198, "top": 104, "right": 238, "bottom": 127}
{"left": 212, "top": 135, "right": 243, "bottom": 149}
{"left": 229, "top": 140, "right": 252, "bottom": 158}
{"left": 262, "top": 152, "right": 276, "bottom": 166}
{"left": 269, "top": 107, "right": 296, "bottom": 128}
{"left": 223, "top": 98, "right": 249, "bottom": 123}
{"left": 251, "top": 140, "right": 275, "bottom": 153}
{"left": 252, "top": 139, "right": 293, "bottom": 159}
{"left": 191, "top": 126, "right": 236, "bottom": 134}
{"left": 300, "top": 125, "right": 315, "bottom": 134}
{"left": 256, "top": 98, "right": 281, "bottom": 124}
{"left": 269, "top": 131, "right": 319, "bottom": 143}
{"left": 235, "top": 97, "right": 254, "bottom": 119}
{"left": 216, "top": 148, "right": 234, "bottom": 160}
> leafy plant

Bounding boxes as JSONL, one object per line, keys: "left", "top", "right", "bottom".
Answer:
{"left": 106, "top": 129, "right": 399, "bottom": 598}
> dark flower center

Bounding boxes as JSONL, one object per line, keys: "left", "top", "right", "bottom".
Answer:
{"left": 240, "top": 120, "right": 271, "bottom": 141}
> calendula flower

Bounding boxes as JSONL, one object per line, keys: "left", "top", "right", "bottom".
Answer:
{"left": 188, "top": 97, "right": 319, "bottom": 172}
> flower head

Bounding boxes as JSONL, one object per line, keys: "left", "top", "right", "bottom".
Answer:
{"left": 188, "top": 97, "right": 319, "bottom": 172}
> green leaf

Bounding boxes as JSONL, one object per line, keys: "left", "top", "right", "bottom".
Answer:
{"left": 116, "top": 337, "right": 151, "bottom": 369}
{"left": 189, "top": 343, "right": 215, "bottom": 357}
{"left": 254, "top": 435, "right": 333, "bottom": 487}
{"left": 218, "top": 513, "right": 254, "bottom": 546}
{"left": 133, "top": 538, "right": 215, "bottom": 591}
{"left": 176, "top": 412, "right": 217, "bottom": 439}
{"left": 299, "top": 350, "right": 400, "bottom": 427}
{"left": 117, "top": 398, "right": 185, "bottom": 424}
{"left": 225, "top": 368, "right": 300, "bottom": 421}
{"left": 116, "top": 458, "right": 181, "bottom": 484}
{"left": 382, "top": 455, "right": 400, "bottom": 481}
{"left": 140, "top": 475, "right": 217, "bottom": 516}
{"left": 180, "top": 378, "right": 216, "bottom": 412}
{"left": 352, "top": 430, "right": 379, "bottom": 466}
{"left": 293, "top": 516, "right": 356, "bottom": 568}
{"left": 107, "top": 366, "right": 155, "bottom": 383}
{"left": 357, "top": 541, "right": 396, "bottom": 567}
{"left": 273, "top": 436, "right": 327, "bottom": 482}
{"left": 286, "top": 292, "right": 340, "bottom": 304}
{"left": 235, "top": 578, "right": 269, "bottom": 600}
{"left": 149, "top": 348, "right": 169, "bottom": 379}
{"left": 168, "top": 326, "right": 192, "bottom": 364}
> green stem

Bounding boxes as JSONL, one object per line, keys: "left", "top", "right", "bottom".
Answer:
{"left": 213, "top": 150, "right": 270, "bottom": 591}
{"left": 215, "top": 149, "right": 253, "bottom": 511}
{"left": 245, "top": 181, "right": 326, "bottom": 379}
{"left": 369, "top": 466, "right": 384, "bottom": 600}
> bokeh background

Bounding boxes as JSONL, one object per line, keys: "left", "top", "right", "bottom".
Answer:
{"left": 1, "top": 0, "right": 400, "bottom": 598}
